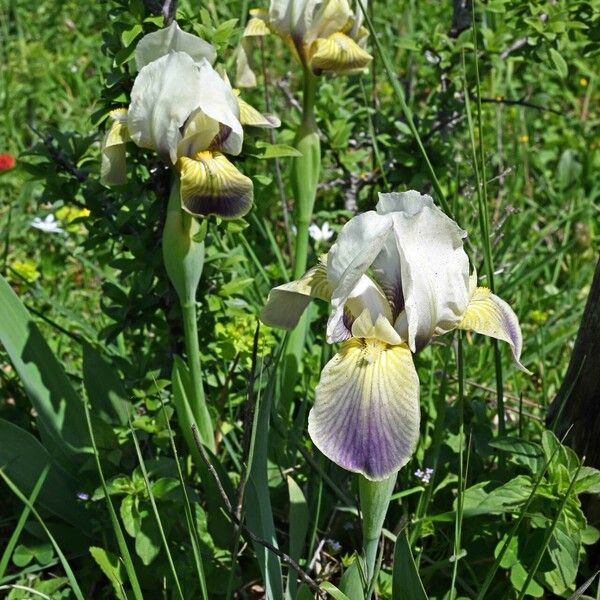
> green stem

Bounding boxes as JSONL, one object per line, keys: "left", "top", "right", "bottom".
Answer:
{"left": 182, "top": 300, "right": 214, "bottom": 452}
{"left": 359, "top": 474, "right": 397, "bottom": 588}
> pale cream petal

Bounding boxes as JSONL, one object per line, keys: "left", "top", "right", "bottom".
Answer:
{"left": 308, "top": 338, "right": 419, "bottom": 481}
{"left": 261, "top": 260, "right": 331, "bottom": 329}
{"left": 135, "top": 21, "right": 216, "bottom": 70}
{"left": 237, "top": 96, "right": 281, "bottom": 128}
{"left": 100, "top": 110, "right": 131, "bottom": 186}
{"left": 351, "top": 310, "right": 403, "bottom": 346}
{"left": 235, "top": 13, "right": 271, "bottom": 88}
{"left": 178, "top": 151, "right": 253, "bottom": 219}
{"left": 458, "top": 287, "right": 530, "bottom": 373}
{"left": 128, "top": 52, "right": 202, "bottom": 162}
{"left": 307, "top": 0, "right": 352, "bottom": 42}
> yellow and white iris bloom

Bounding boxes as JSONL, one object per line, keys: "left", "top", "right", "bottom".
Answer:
{"left": 101, "top": 21, "right": 278, "bottom": 219}
{"left": 237, "top": 0, "right": 372, "bottom": 87}
{"left": 261, "top": 191, "right": 528, "bottom": 480}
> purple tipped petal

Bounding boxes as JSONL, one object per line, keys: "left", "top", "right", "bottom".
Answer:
{"left": 308, "top": 339, "right": 420, "bottom": 481}
{"left": 458, "top": 287, "right": 530, "bottom": 374}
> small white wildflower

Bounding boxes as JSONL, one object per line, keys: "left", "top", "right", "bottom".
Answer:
{"left": 30, "top": 214, "right": 64, "bottom": 234}
{"left": 70, "top": 65, "right": 78, "bottom": 73}
{"left": 414, "top": 467, "right": 434, "bottom": 484}
{"left": 309, "top": 222, "right": 334, "bottom": 242}
{"left": 424, "top": 50, "right": 440, "bottom": 65}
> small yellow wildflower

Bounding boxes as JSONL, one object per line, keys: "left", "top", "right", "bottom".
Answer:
{"left": 12, "top": 259, "right": 40, "bottom": 283}
{"left": 519, "top": 134, "right": 529, "bottom": 143}
{"left": 579, "top": 77, "right": 588, "bottom": 87}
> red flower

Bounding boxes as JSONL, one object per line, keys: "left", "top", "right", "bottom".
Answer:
{"left": 0, "top": 153, "right": 16, "bottom": 171}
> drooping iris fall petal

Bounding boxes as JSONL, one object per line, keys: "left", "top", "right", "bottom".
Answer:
{"left": 458, "top": 286, "right": 530, "bottom": 373}
{"left": 308, "top": 336, "right": 419, "bottom": 481}
{"left": 178, "top": 151, "right": 253, "bottom": 219}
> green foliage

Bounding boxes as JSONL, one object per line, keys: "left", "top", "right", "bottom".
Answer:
{"left": 1, "top": 0, "right": 600, "bottom": 598}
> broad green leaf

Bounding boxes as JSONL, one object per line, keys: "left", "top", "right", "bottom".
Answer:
{"left": 574, "top": 466, "right": 600, "bottom": 495}
{"left": 89, "top": 546, "right": 126, "bottom": 600}
{"left": 488, "top": 437, "right": 544, "bottom": 473}
{"left": 339, "top": 558, "right": 365, "bottom": 600}
{"left": 120, "top": 495, "right": 142, "bottom": 538}
{"left": 542, "top": 526, "right": 579, "bottom": 595}
{"left": 0, "top": 419, "right": 88, "bottom": 530}
{"left": 549, "top": 47, "right": 568, "bottom": 78}
{"left": 392, "top": 531, "right": 428, "bottom": 600}
{"left": 462, "top": 476, "right": 533, "bottom": 517}
{"left": 82, "top": 342, "right": 129, "bottom": 426}
{"left": 0, "top": 274, "right": 90, "bottom": 465}
{"left": 135, "top": 517, "right": 161, "bottom": 566}
{"left": 253, "top": 141, "right": 302, "bottom": 159}
{"left": 510, "top": 563, "right": 543, "bottom": 598}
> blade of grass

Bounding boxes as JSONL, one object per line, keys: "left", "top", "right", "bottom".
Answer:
{"left": 0, "top": 466, "right": 48, "bottom": 579}
{"left": 128, "top": 416, "right": 184, "bottom": 600}
{"left": 159, "top": 396, "right": 209, "bottom": 600}
{"left": 356, "top": 0, "right": 449, "bottom": 216}
{"left": 0, "top": 466, "right": 85, "bottom": 600}
{"left": 82, "top": 394, "right": 144, "bottom": 600}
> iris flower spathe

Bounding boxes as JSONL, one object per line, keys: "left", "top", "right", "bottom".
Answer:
{"left": 261, "top": 191, "right": 528, "bottom": 480}
{"left": 237, "top": 0, "right": 372, "bottom": 87}
{"left": 101, "top": 21, "right": 279, "bottom": 219}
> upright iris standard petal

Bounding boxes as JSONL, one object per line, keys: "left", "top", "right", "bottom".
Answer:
{"left": 178, "top": 151, "right": 253, "bottom": 219}
{"left": 135, "top": 21, "right": 216, "bottom": 70}
{"left": 100, "top": 109, "right": 130, "bottom": 186}
{"left": 458, "top": 286, "right": 530, "bottom": 373}
{"left": 308, "top": 338, "right": 420, "bottom": 481}
{"left": 236, "top": 10, "right": 270, "bottom": 88}
{"left": 327, "top": 211, "right": 393, "bottom": 341}
{"left": 196, "top": 61, "right": 244, "bottom": 156}
{"left": 128, "top": 52, "right": 203, "bottom": 163}
{"left": 261, "top": 260, "right": 331, "bottom": 329}
{"left": 392, "top": 205, "right": 471, "bottom": 351}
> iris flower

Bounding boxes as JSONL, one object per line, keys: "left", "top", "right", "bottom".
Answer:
{"left": 261, "top": 191, "right": 528, "bottom": 480}
{"left": 237, "top": 0, "right": 372, "bottom": 87}
{"left": 101, "top": 21, "right": 278, "bottom": 219}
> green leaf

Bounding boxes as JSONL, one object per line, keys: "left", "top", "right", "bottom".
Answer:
{"left": 542, "top": 526, "right": 579, "bottom": 595}
{"left": 135, "top": 517, "right": 161, "bottom": 566}
{"left": 286, "top": 476, "right": 309, "bottom": 599}
{"left": 488, "top": 437, "right": 544, "bottom": 473}
{"left": 510, "top": 563, "right": 544, "bottom": 597}
{"left": 392, "top": 531, "right": 428, "bottom": 600}
{"left": 339, "top": 558, "right": 365, "bottom": 600}
{"left": 462, "top": 476, "right": 533, "bottom": 517}
{"left": 253, "top": 141, "right": 302, "bottom": 159}
{"left": 0, "top": 419, "right": 89, "bottom": 530}
{"left": 574, "top": 466, "right": 600, "bottom": 494}
{"left": 0, "top": 274, "right": 90, "bottom": 465}
{"left": 83, "top": 343, "right": 129, "bottom": 426}
{"left": 549, "top": 48, "right": 568, "bottom": 78}
{"left": 120, "top": 495, "right": 142, "bottom": 538}
{"left": 89, "top": 546, "right": 126, "bottom": 600}
{"left": 321, "top": 582, "right": 352, "bottom": 600}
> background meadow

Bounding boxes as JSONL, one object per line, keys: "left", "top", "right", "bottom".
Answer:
{"left": 1, "top": 0, "right": 600, "bottom": 598}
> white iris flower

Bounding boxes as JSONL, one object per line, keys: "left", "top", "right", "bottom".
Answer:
{"left": 261, "top": 191, "right": 528, "bottom": 481}
{"left": 237, "top": 0, "right": 372, "bottom": 87}
{"left": 101, "top": 21, "right": 279, "bottom": 219}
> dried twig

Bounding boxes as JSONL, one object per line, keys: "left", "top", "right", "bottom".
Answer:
{"left": 190, "top": 424, "right": 326, "bottom": 598}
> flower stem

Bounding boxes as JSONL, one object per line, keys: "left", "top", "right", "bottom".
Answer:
{"left": 181, "top": 300, "right": 215, "bottom": 452}
{"left": 280, "top": 69, "right": 321, "bottom": 407}
{"left": 359, "top": 474, "right": 396, "bottom": 587}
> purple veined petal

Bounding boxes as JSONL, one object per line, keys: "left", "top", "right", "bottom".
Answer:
{"left": 457, "top": 287, "right": 531, "bottom": 374}
{"left": 308, "top": 338, "right": 420, "bottom": 481}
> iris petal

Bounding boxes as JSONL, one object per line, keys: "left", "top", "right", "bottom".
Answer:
{"left": 135, "top": 21, "right": 216, "bottom": 70}
{"left": 237, "top": 97, "right": 281, "bottom": 128}
{"left": 100, "top": 109, "right": 130, "bottom": 186}
{"left": 128, "top": 52, "right": 203, "bottom": 162}
{"left": 308, "top": 338, "right": 419, "bottom": 481}
{"left": 260, "top": 260, "right": 331, "bottom": 329}
{"left": 309, "top": 32, "right": 372, "bottom": 74}
{"left": 327, "top": 211, "right": 393, "bottom": 342}
{"left": 458, "top": 287, "right": 530, "bottom": 373}
{"left": 236, "top": 12, "right": 271, "bottom": 88}
{"left": 178, "top": 151, "right": 253, "bottom": 219}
